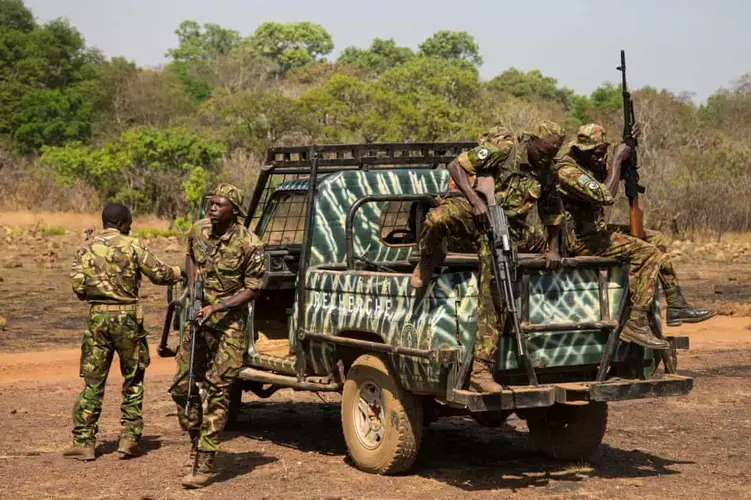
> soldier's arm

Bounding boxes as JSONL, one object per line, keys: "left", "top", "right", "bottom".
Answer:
{"left": 604, "top": 144, "right": 630, "bottom": 197}
{"left": 134, "top": 242, "right": 182, "bottom": 286}
{"left": 214, "top": 243, "right": 265, "bottom": 312}
{"left": 70, "top": 249, "right": 87, "bottom": 301}
{"left": 556, "top": 164, "right": 614, "bottom": 206}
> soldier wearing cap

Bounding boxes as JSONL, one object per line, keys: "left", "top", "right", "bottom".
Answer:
{"left": 555, "top": 124, "right": 715, "bottom": 350}
{"left": 172, "top": 183, "right": 266, "bottom": 489}
{"left": 64, "top": 203, "right": 182, "bottom": 461}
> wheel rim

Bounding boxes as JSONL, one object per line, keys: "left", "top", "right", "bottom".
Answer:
{"left": 353, "top": 380, "right": 385, "bottom": 450}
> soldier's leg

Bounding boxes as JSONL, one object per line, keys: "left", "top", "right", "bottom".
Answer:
{"left": 171, "top": 323, "right": 207, "bottom": 434}
{"left": 110, "top": 311, "right": 150, "bottom": 455}
{"left": 411, "top": 198, "right": 473, "bottom": 288}
{"left": 514, "top": 223, "right": 547, "bottom": 254}
{"left": 470, "top": 233, "right": 505, "bottom": 393}
{"left": 610, "top": 226, "right": 716, "bottom": 324}
{"left": 183, "top": 312, "right": 248, "bottom": 488}
{"left": 71, "top": 312, "right": 115, "bottom": 448}
{"left": 573, "top": 231, "right": 669, "bottom": 349}
{"left": 197, "top": 316, "right": 248, "bottom": 453}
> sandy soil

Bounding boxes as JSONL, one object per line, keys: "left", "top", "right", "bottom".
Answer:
{"left": 0, "top": 218, "right": 750, "bottom": 499}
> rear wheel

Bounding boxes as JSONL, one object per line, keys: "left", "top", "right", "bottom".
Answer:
{"left": 341, "top": 354, "right": 423, "bottom": 474}
{"left": 526, "top": 403, "right": 608, "bottom": 460}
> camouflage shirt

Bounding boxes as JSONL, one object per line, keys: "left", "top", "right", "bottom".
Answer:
{"left": 188, "top": 219, "right": 265, "bottom": 307}
{"left": 456, "top": 139, "right": 515, "bottom": 186}
{"left": 555, "top": 150, "right": 614, "bottom": 236}
{"left": 495, "top": 138, "right": 565, "bottom": 227}
{"left": 71, "top": 228, "right": 181, "bottom": 304}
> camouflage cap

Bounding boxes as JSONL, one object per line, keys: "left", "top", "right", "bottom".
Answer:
{"left": 523, "top": 120, "right": 566, "bottom": 147}
{"left": 213, "top": 183, "right": 247, "bottom": 218}
{"left": 477, "top": 125, "right": 515, "bottom": 149}
{"left": 572, "top": 123, "right": 609, "bottom": 151}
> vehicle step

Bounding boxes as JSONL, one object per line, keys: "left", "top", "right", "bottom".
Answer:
{"left": 238, "top": 367, "right": 340, "bottom": 392}
{"left": 246, "top": 353, "right": 297, "bottom": 375}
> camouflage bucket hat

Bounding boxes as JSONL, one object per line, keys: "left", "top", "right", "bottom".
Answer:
{"left": 477, "top": 124, "right": 514, "bottom": 147}
{"left": 573, "top": 123, "right": 609, "bottom": 151}
{"left": 524, "top": 120, "right": 566, "bottom": 147}
{"left": 214, "top": 183, "right": 247, "bottom": 218}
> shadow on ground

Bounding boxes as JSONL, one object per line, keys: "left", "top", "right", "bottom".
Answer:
{"left": 226, "top": 401, "right": 693, "bottom": 492}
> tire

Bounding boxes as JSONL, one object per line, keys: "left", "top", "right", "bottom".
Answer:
{"left": 341, "top": 354, "right": 423, "bottom": 474}
{"left": 472, "top": 411, "right": 511, "bottom": 428}
{"left": 526, "top": 402, "right": 608, "bottom": 460}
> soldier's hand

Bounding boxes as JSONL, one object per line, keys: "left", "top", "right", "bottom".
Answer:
{"left": 472, "top": 202, "right": 491, "bottom": 232}
{"left": 544, "top": 249, "right": 562, "bottom": 270}
{"left": 195, "top": 304, "right": 218, "bottom": 325}
{"left": 631, "top": 122, "right": 641, "bottom": 142}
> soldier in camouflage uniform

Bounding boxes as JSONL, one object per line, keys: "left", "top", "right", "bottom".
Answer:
{"left": 411, "top": 123, "right": 567, "bottom": 393}
{"left": 555, "top": 124, "right": 714, "bottom": 349}
{"left": 173, "top": 183, "right": 265, "bottom": 489}
{"left": 64, "top": 203, "right": 181, "bottom": 461}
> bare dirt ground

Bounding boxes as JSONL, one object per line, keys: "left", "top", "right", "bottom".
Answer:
{"left": 1, "top": 216, "right": 750, "bottom": 499}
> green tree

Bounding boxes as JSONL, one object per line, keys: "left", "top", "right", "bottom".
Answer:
{"left": 337, "top": 38, "right": 414, "bottom": 75}
{"left": 248, "top": 21, "right": 334, "bottom": 73}
{"left": 12, "top": 90, "right": 92, "bottom": 153}
{"left": 0, "top": 3, "right": 103, "bottom": 151}
{"left": 166, "top": 21, "right": 241, "bottom": 103}
{"left": 418, "top": 30, "right": 482, "bottom": 66}
{"left": 41, "top": 126, "right": 226, "bottom": 217}
{"left": 488, "top": 68, "right": 574, "bottom": 108}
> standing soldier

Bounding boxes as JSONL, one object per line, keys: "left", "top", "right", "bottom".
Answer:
{"left": 64, "top": 203, "right": 182, "bottom": 461}
{"left": 172, "top": 184, "right": 265, "bottom": 489}
{"left": 555, "top": 124, "right": 714, "bottom": 350}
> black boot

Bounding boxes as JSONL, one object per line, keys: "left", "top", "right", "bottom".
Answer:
{"left": 620, "top": 308, "right": 670, "bottom": 350}
{"left": 665, "top": 286, "right": 717, "bottom": 326}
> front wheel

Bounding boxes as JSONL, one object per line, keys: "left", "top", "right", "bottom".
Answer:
{"left": 341, "top": 354, "right": 423, "bottom": 474}
{"left": 525, "top": 402, "right": 608, "bottom": 460}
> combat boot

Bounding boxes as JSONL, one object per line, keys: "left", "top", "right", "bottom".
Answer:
{"left": 62, "top": 443, "right": 96, "bottom": 461}
{"left": 182, "top": 450, "right": 216, "bottom": 489}
{"left": 410, "top": 247, "right": 447, "bottom": 289}
{"left": 469, "top": 360, "right": 503, "bottom": 393}
{"left": 620, "top": 308, "right": 670, "bottom": 350}
{"left": 182, "top": 430, "right": 200, "bottom": 474}
{"left": 117, "top": 435, "right": 140, "bottom": 459}
{"left": 665, "top": 286, "right": 717, "bottom": 326}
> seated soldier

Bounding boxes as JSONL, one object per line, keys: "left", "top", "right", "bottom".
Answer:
{"left": 410, "top": 124, "right": 564, "bottom": 393}
{"left": 555, "top": 124, "right": 715, "bottom": 350}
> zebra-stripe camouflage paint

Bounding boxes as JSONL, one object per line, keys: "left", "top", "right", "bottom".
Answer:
{"left": 247, "top": 169, "right": 655, "bottom": 393}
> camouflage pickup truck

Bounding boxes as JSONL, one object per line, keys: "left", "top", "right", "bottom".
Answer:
{"left": 163, "top": 142, "right": 692, "bottom": 475}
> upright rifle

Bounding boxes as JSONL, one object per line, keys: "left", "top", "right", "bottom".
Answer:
{"left": 485, "top": 196, "right": 538, "bottom": 385}
{"left": 166, "top": 270, "right": 216, "bottom": 413}
{"left": 617, "top": 49, "right": 646, "bottom": 239}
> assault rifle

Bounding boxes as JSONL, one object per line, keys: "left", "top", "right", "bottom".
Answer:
{"left": 617, "top": 50, "right": 646, "bottom": 239}
{"left": 165, "top": 271, "right": 216, "bottom": 413}
{"left": 486, "top": 198, "right": 539, "bottom": 385}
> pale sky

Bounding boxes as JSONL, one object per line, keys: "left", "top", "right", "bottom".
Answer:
{"left": 23, "top": 0, "right": 751, "bottom": 101}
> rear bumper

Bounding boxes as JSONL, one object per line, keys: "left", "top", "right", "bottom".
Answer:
{"left": 448, "top": 374, "right": 693, "bottom": 412}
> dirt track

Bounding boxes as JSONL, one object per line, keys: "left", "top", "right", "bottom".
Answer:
{"left": 1, "top": 220, "right": 750, "bottom": 499}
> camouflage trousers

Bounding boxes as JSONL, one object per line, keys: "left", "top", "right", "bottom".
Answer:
{"left": 72, "top": 309, "right": 150, "bottom": 446}
{"left": 171, "top": 308, "right": 248, "bottom": 453}
{"left": 565, "top": 229, "right": 663, "bottom": 310}
{"left": 419, "top": 196, "right": 505, "bottom": 363}
{"left": 609, "top": 225, "right": 679, "bottom": 291}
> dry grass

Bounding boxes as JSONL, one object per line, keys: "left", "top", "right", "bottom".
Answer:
{"left": 0, "top": 211, "right": 171, "bottom": 231}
